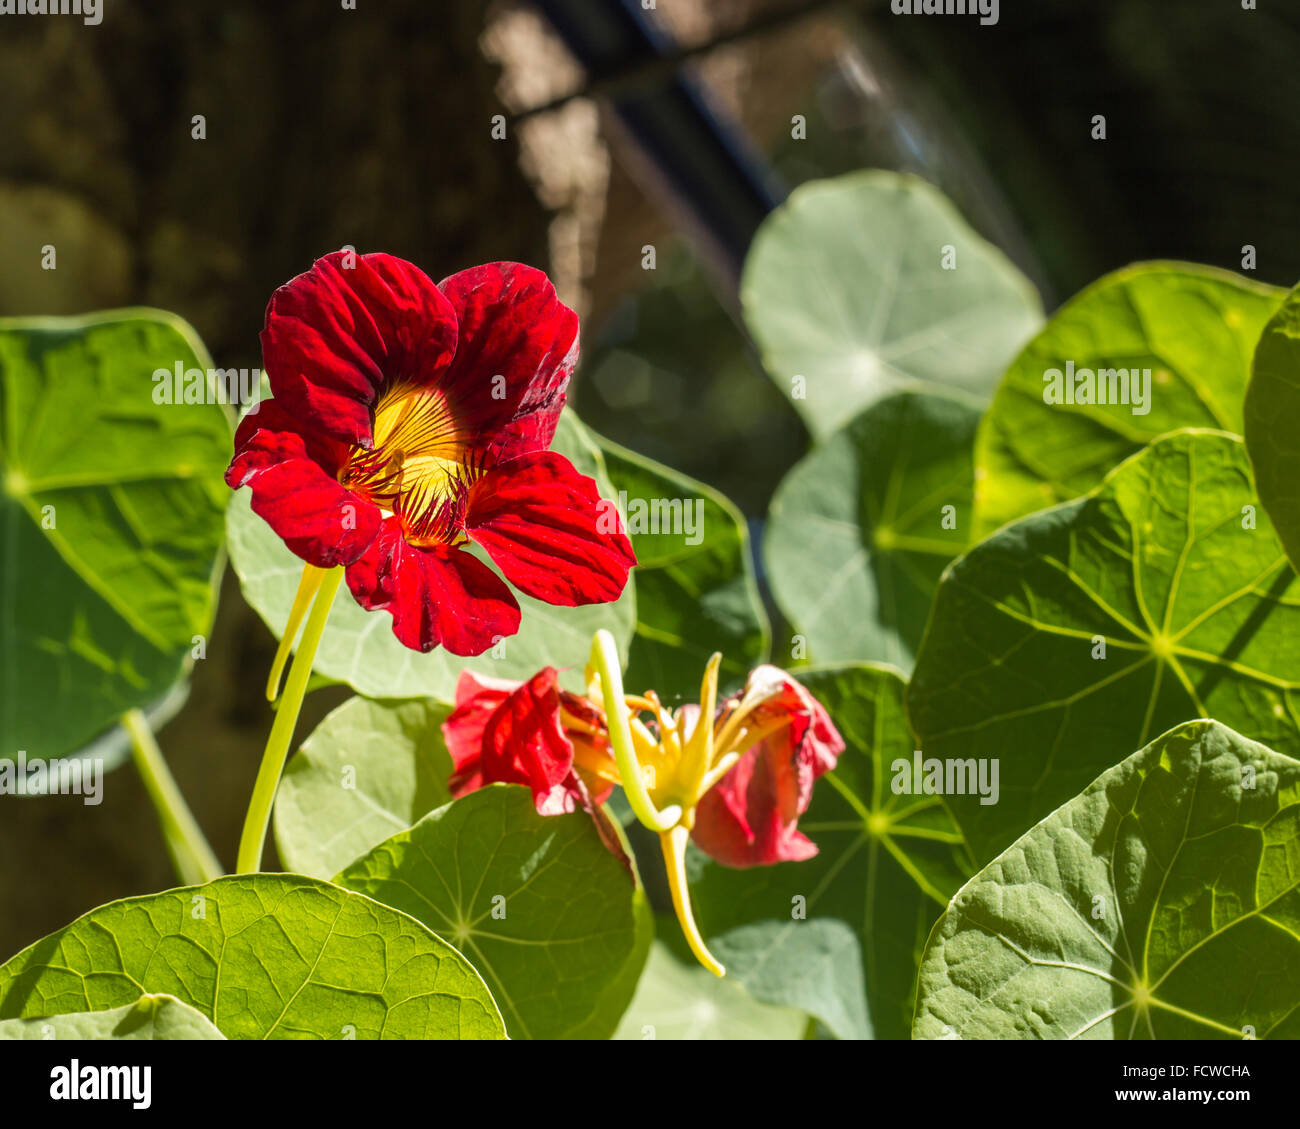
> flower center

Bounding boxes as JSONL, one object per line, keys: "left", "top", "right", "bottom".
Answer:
{"left": 340, "top": 380, "right": 478, "bottom": 546}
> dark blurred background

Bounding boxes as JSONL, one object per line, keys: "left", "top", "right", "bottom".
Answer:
{"left": 2, "top": 0, "right": 1297, "bottom": 957}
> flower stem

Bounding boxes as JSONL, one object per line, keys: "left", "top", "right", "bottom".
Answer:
{"left": 265, "top": 563, "right": 326, "bottom": 701}
{"left": 123, "top": 708, "right": 222, "bottom": 886}
{"left": 237, "top": 564, "right": 344, "bottom": 873}
{"left": 589, "top": 629, "right": 680, "bottom": 833}
{"left": 660, "top": 825, "right": 724, "bottom": 977}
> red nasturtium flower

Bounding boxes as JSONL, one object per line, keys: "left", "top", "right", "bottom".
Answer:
{"left": 225, "top": 251, "right": 636, "bottom": 655}
{"left": 443, "top": 668, "right": 619, "bottom": 816}
{"left": 443, "top": 663, "right": 844, "bottom": 868}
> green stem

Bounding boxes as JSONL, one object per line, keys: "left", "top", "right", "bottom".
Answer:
{"left": 236, "top": 565, "right": 344, "bottom": 873}
{"left": 124, "top": 708, "right": 223, "bottom": 885}
{"left": 589, "top": 629, "right": 680, "bottom": 832}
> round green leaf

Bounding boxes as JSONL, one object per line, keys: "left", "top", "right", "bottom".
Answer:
{"left": 765, "top": 388, "right": 978, "bottom": 672}
{"left": 0, "top": 310, "right": 231, "bottom": 765}
{"left": 975, "top": 262, "right": 1284, "bottom": 536}
{"left": 0, "top": 994, "right": 224, "bottom": 1040}
{"left": 914, "top": 720, "right": 1300, "bottom": 1040}
{"left": 910, "top": 429, "right": 1300, "bottom": 864}
{"left": 690, "top": 664, "right": 973, "bottom": 1041}
{"left": 1245, "top": 283, "right": 1300, "bottom": 577}
{"left": 336, "top": 784, "right": 649, "bottom": 1040}
{"left": 0, "top": 874, "right": 505, "bottom": 1039}
{"left": 226, "top": 408, "right": 635, "bottom": 700}
{"left": 741, "top": 170, "right": 1042, "bottom": 442}
{"left": 614, "top": 937, "right": 808, "bottom": 1040}
{"left": 274, "top": 695, "right": 454, "bottom": 879}
{"left": 597, "top": 433, "right": 769, "bottom": 699}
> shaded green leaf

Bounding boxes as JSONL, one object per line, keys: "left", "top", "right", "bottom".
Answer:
{"left": 741, "top": 170, "right": 1042, "bottom": 441}
{"left": 1245, "top": 283, "right": 1300, "bottom": 577}
{"left": 909, "top": 429, "right": 1300, "bottom": 863}
{"left": 226, "top": 408, "right": 635, "bottom": 700}
{"left": 914, "top": 720, "right": 1300, "bottom": 1040}
{"left": 0, "top": 874, "right": 504, "bottom": 1039}
{"left": 336, "top": 784, "right": 649, "bottom": 1040}
{"left": 975, "top": 262, "right": 1284, "bottom": 535}
{"left": 691, "top": 664, "right": 973, "bottom": 1040}
{"left": 0, "top": 994, "right": 224, "bottom": 1040}
{"left": 765, "top": 388, "right": 978, "bottom": 672}
{"left": 614, "top": 936, "right": 808, "bottom": 1040}
{"left": 274, "top": 695, "right": 454, "bottom": 879}
{"left": 598, "top": 434, "right": 768, "bottom": 699}
{"left": 0, "top": 310, "right": 231, "bottom": 765}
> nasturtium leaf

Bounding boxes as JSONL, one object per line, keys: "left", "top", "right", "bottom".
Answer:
{"left": 336, "top": 784, "right": 649, "bottom": 1040}
{"left": 740, "top": 170, "right": 1043, "bottom": 442}
{"left": 614, "top": 936, "right": 808, "bottom": 1040}
{"left": 0, "top": 874, "right": 505, "bottom": 1039}
{"left": 0, "top": 994, "right": 225, "bottom": 1040}
{"left": 909, "top": 429, "right": 1300, "bottom": 864}
{"left": 764, "top": 388, "right": 978, "bottom": 672}
{"left": 1245, "top": 284, "right": 1300, "bottom": 577}
{"left": 975, "top": 262, "right": 1284, "bottom": 536}
{"left": 274, "top": 695, "right": 454, "bottom": 879}
{"left": 0, "top": 310, "right": 231, "bottom": 766}
{"left": 690, "top": 664, "right": 973, "bottom": 1041}
{"left": 226, "top": 408, "right": 635, "bottom": 700}
{"left": 597, "top": 433, "right": 768, "bottom": 699}
{"left": 913, "top": 720, "right": 1300, "bottom": 1040}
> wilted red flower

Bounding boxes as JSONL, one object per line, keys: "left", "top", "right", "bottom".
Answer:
{"left": 690, "top": 667, "right": 843, "bottom": 867}
{"left": 226, "top": 251, "right": 636, "bottom": 656}
{"left": 443, "top": 668, "right": 618, "bottom": 815}
{"left": 443, "top": 661, "right": 843, "bottom": 867}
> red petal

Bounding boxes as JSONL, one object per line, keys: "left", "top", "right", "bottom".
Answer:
{"left": 438, "top": 263, "right": 578, "bottom": 462}
{"left": 453, "top": 668, "right": 579, "bottom": 812}
{"left": 443, "top": 670, "right": 523, "bottom": 793}
{"left": 691, "top": 669, "right": 845, "bottom": 868}
{"left": 465, "top": 451, "right": 636, "bottom": 606}
{"left": 262, "top": 251, "right": 458, "bottom": 447}
{"left": 226, "top": 399, "right": 381, "bottom": 568}
{"left": 344, "top": 520, "right": 520, "bottom": 655}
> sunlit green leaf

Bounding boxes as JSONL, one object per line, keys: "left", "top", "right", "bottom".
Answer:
{"left": 765, "top": 388, "right": 978, "bottom": 672}
{"left": 0, "top": 994, "right": 224, "bottom": 1041}
{"left": 337, "top": 784, "right": 649, "bottom": 1040}
{"left": 975, "top": 262, "right": 1283, "bottom": 536}
{"left": 0, "top": 310, "right": 230, "bottom": 766}
{"left": 1245, "top": 283, "right": 1300, "bottom": 577}
{"left": 274, "top": 695, "right": 454, "bottom": 879}
{"left": 741, "top": 170, "right": 1042, "bottom": 441}
{"left": 914, "top": 720, "right": 1300, "bottom": 1040}
{"left": 910, "top": 429, "right": 1300, "bottom": 863}
{"left": 0, "top": 874, "right": 504, "bottom": 1039}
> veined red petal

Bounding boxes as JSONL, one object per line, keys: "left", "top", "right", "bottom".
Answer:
{"left": 226, "top": 400, "right": 381, "bottom": 568}
{"left": 262, "top": 251, "right": 458, "bottom": 447}
{"left": 465, "top": 451, "right": 636, "bottom": 606}
{"left": 443, "top": 670, "right": 524, "bottom": 793}
{"left": 344, "top": 519, "right": 520, "bottom": 655}
{"left": 691, "top": 669, "right": 845, "bottom": 868}
{"left": 444, "top": 668, "right": 579, "bottom": 812}
{"left": 438, "top": 263, "right": 578, "bottom": 462}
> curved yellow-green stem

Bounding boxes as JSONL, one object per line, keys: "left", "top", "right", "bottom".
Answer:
{"left": 237, "top": 565, "right": 344, "bottom": 873}
{"left": 661, "top": 825, "right": 724, "bottom": 977}
{"left": 589, "top": 629, "right": 680, "bottom": 833}
{"left": 265, "top": 563, "right": 326, "bottom": 701}
{"left": 124, "top": 709, "right": 223, "bottom": 885}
